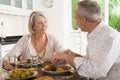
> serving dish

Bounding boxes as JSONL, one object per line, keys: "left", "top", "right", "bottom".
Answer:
{"left": 34, "top": 76, "right": 54, "bottom": 80}
{"left": 5, "top": 68, "right": 37, "bottom": 80}
{"left": 42, "top": 65, "right": 73, "bottom": 75}
{"left": 6, "top": 71, "right": 37, "bottom": 80}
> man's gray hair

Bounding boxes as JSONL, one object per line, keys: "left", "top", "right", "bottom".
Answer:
{"left": 77, "top": 0, "right": 102, "bottom": 22}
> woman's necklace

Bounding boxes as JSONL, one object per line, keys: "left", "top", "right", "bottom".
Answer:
{"left": 34, "top": 33, "right": 48, "bottom": 60}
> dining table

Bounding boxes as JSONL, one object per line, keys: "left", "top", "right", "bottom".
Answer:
{"left": 0, "top": 62, "right": 93, "bottom": 80}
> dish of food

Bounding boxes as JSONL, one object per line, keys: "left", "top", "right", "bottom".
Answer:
{"left": 42, "top": 65, "right": 72, "bottom": 74}
{"left": 18, "top": 59, "right": 42, "bottom": 68}
{"left": 34, "top": 76, "right": 54, "bottom": 80}
{"left": 6, "top": 68, "right": 37, "bottom": 80}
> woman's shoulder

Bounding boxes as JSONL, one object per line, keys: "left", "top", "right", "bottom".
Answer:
{"left": 18, "top": 34, "right": 31, "bottom": 41}
{"left": 23, "top": 34, "right": 31, "bottom": 37}
{"left": 46, "top": 33, "right": 57, "bottom": 40}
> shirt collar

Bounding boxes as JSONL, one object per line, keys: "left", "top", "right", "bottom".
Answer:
{"left": 87, "top": 21, "right": 106, "bottom": 40}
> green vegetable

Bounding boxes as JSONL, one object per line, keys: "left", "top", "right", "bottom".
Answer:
{"left": 50, "top": 65, "right": 56, "bottom": 71}
{"left": 26, "top": 59, "right": 31, "bottom": 63}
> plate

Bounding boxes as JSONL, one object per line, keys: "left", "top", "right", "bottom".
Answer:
{"left": 18, "top": 62, "right": 42, "bottom": 68}
{"left": 18, "top": 63, "right": 32, "bottom": 68}
{"left": 6, "top": 71, "right": 38, "bottom": 80}
{"left": 42, "top": 69, "right": 71, "bottom": 75}
{"left": 35, "top": 76, "right": 54, "bottom": 80}
{"left": 18, "top": 61, "right": 43, "bottom": 68}
{"left": 42, "top": 65, "right": 73, "bottom": 75}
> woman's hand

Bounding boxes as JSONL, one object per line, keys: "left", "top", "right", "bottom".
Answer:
{"left": 2, "top": 60, "right": 12, "bottom": 71}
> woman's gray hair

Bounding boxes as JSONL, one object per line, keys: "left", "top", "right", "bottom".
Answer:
{"left": 77, "top": 0, "right": 102, "bottom": 22}
{"left": 28, "top": 11, "right": 46, "bottom": 33}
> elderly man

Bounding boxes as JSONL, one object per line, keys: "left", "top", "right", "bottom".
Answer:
{"left": 51, "top": 0, "right": 120, "bottom": 80}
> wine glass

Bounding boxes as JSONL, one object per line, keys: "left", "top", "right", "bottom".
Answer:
{"left": 31, "top": 56, "right": 38, "bottom": 66}
{"left": 37, "top": 56, "right": 44, "bottom": 64}
{"left": 87, "top": 77, "right": 89, "bottom": 80}
{"left": 8, "top": 56, "right": 15, "bottom": 68}
{"left": 8, "top": 56, "right": 18, "bottom": 68}
{"left": 14, "top": 56, "right": 18, "bottom": 68}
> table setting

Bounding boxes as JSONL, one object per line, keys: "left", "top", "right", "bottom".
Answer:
{"left": 0, "top": 56, "right": 90, "bottom": 80}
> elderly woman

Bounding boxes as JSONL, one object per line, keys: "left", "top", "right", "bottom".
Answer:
{"left": 2, "top": 11, "right": 64, "bottom": 70}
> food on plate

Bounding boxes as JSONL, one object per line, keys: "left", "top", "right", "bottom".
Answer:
{"left": 62, "top": 66, "right": 71, "bottom": 70}
{"left": 9, "top": 68, "right": 35, "bottom": 79}
{"left": 18, "top": 59, "right": 32, "bottom": 64}
{"left": 35, "top": 76, "right": 54, "bottom": 80}
{"left": 43, "top": 65, "right": 51, "bottom": 71}
{"left": 43, "top": 65, "right": 71, "bottom": 72}
{"left": 56, "top": 67, "right": 64, "bottom": 72}
{"left": 44, "top": 65, "right": 56, "bottom": 71}
{"left": 26, "top": 59, "right": 32, "bottom": 63}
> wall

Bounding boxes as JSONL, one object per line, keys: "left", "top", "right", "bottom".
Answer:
{"left": 0, "top": 14, "right": 28, "bottom": 37}
{"left": 0, "top": 0, "right": 66, "bottom": 43}
{"left": 36, "top": 0, "right": 66, "bottom": 43}
{"left": 0, "top": 0, "right": 87, "bottom": 55}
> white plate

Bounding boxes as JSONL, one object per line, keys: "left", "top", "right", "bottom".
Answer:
{"left": 42, "top": 69, "right": 71, "bottom": 75}
{"left": 6, "top": 71, "right": 38, "bottom": 80}
{"left": 18, "top": 61, "right": 43, "bottom": 68}
{"left": 42, "top": 66, "right": 73, "bottom": 75}
{"left": 18, "top": 63, "right": 41, "bottom": 68}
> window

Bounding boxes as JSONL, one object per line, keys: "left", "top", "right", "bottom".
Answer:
{"left": 0, "top": 0, "right": 11, "bottom": 5}
{"left": 68, "top": 0, "right": 120, "bottom": 55}
{"left": 72, "top": 0, "right": 120, "bottom": 32}
{"left": 0, "top": 0, "right": 33, "bottom": 16}
{"left": 72, "top": 0, "right": 79, "bottom": 30}
{"left": 15, "top": 0, "right": 22, "bottom": 8}
{"left": 26, "top": 0, "right": 33, "bottom": 10}
{"left": 64, "top": 0, "right": 87, "bottom": 55}
{"left": 109, "top": 0, "right": 120, "bottom": 32}
{"left": 96, "top": 0, "right": 120, "bottom": 32}
{"left": 0, "top": 0, "right": 33, "bottom": 9}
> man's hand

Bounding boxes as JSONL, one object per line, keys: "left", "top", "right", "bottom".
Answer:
{"left": 64, "top": 49, "right": 82, "bottom": 57}
{"left": 50, "top": 52, "right": 66, "bottom": 64}
{"left": 51, "top": 49, "right": 82, "bottom": 67}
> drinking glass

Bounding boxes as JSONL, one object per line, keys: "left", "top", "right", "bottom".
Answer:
{"left": 8, "top": 56, "right": 18, "bottom": 68}
{"left": 37, "top": 56, "right": 44, "bottom": 64}
{"left": 8, "top": 56, "right": 15, "bottom": 67}
{"left": 14, "top": 56, "right": 18, "bottom": 68}
{"left": 87, "top": 77, "right": 89, "bottom": 80}
{"left": 31, "top": 56, "right": 38, "bottom": 65}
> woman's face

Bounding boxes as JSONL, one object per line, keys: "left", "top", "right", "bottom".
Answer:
{"left": 33, "top": 16, "right": 48, "bottom": 34}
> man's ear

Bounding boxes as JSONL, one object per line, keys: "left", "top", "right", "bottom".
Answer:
{"left": 81, "top": 17, "right": 86, "bottom": 24}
